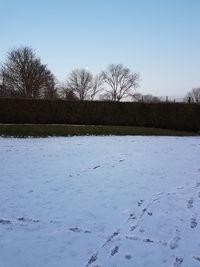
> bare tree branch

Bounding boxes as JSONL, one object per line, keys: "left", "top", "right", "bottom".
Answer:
{"left": 65, "top": 69, "right": 103, "bottom": 100}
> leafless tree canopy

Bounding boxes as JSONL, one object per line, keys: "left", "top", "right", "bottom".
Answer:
{"left": 65, "top": 69, "right": 103, "bottom": 100}
{"left": 90, "top": 74, "right": 104, "bottom": 100}
{"left": 185, "top": 88, "right": 200, "bottom": 103}
{"left": 0, "top": 47, "right": 57, "bottom": 98}
{"left": 101, "top": 64, "right": 140, "bottom": 101}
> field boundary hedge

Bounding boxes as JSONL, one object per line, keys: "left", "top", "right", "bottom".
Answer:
{"left": 0, "top": 98, "right": 199, "bottom": 132}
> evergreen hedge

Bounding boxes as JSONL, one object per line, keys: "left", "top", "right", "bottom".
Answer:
{"left": 0, "top": 98, "right": 199, "bottom": 132}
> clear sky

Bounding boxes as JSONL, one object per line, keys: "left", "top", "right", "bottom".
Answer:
{"left": 0, "top": 0, "right": 200, "bottom": 98}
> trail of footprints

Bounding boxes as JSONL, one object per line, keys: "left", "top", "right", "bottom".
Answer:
{"left": 83, "top": 197, "right": 167, "bottom": 266}
{"left": 187, "top": 192, "right": 199, "bottom": 229}
{"left": 1, "top": 181, "right": 200, "bottom": 266}
{"left": 68, "top": 180, "right": 200, "bottom": 266}
{"left": 0, "top": 217, "right": 40, "bottom": 225}
{"left": 168, "top": 229, "right": 181, "bottom": 250}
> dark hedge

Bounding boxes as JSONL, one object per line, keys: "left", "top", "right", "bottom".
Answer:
{"left": 0, "top": 98, "right": 199, "bottom": 132}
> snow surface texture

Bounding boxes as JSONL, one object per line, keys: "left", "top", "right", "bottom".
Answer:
{"left": 0, "top": 136, "right": 200, "bottom": 267}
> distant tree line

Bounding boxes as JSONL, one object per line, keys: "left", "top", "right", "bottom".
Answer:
{"left": 0, "top": 46, "right": 199, "bottom": 103}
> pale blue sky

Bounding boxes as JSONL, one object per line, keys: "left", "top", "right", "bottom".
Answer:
{"left": 0, "top": 0, "right": 200, "bottom": 97}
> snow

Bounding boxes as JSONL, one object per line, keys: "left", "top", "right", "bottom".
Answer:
{"left": 0, "top": 136, "right": 200, "bottom": 267}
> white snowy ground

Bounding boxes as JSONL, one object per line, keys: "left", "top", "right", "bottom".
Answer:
{"left": 0, "top": 136, "right": 200, "bottom": 267}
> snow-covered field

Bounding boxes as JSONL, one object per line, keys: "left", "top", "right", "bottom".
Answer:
{"left": 0, "top": 136, "right": 200, "bottom": 267}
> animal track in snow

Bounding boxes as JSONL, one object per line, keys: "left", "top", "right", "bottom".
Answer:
{"left": 139, "top": 227, "right": 145, "bottom": 233}
{"left": 125, "top": 235, "right": 167, "bottom": 247}
{"left": 139, "top": 208, "right": 147, "bottom": 220}
{"left": 110, "top": 245, "right": 119, "bottom": 256}
{"left": 17, "top": 217, "right": 39, "bottom": 223}
{"left": 137, "top": 200, "right": 144, "bottom": 206}
{"left": 69, "top": 227, "right": 82, "bottom": 232}
{"left": 193, "top": 255, "right": 200, "bottom": 261}
{"left": 143, "top": 238, "right": 154, "bottom": 243}
{"left": 152, "top": 192, "right": 164, "bottom": 197}
{"left": 173, "top": 256, "right": 183, "bottom": 266}
{"left": 0, "top": 218, "right": 11, "bottom": 224}
{"left": 130, "top": 225, "right": 137, "bottom": 231}
{"left": 195, "top": 182, "right": 200, "bottom": 188}
{"left": 69, "top": 227, "right": 92, "bottom": 233}
{"left": 102, "top": 229, "right": 120, "bottom": 247}
{"left": 187, "top": 198, "right": 193, "bottom": 209}
{"left": 168, "top": 229, "right": 181, "bottom": 250}
{"left": 125, "top": 235, "right": 140, "bottom": 241}
{"left": 84, "top": 229, "right": 92, "bottom": 233}
{"left": 177, "top": 186, "right": 184, "bottom": 190}
{"left": 124, "top": 253, "right": 132, "bottom": 260}
{"left": 190, "top": 216, "right": 198, "bottom": 229}
{"left": 86, "top": 252, "right": 98, "bottom": 266}
{"left": 93, "top": 165, "right": 101, "bottom": 169}
{"left": 127, "top": 212, "right": 136, "bottom": 221}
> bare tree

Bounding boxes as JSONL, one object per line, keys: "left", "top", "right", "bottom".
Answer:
{"left": 66, "top": 69, "right": 103, "bottom": 100}
{"left": 101, "top": 64, "right": 140, "bottom": 101}
{"left": 0, "top": 46, "right": 57, "bottom": 99}
{"left": 66, "top": 69, "right": 93, "bottom": 100}
{"left": 185, "top": 88, "right": 200, "bottom": 103}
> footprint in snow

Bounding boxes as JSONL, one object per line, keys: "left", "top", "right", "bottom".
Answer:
{"left": 124, "top": 253, "right": 132, "bottom": 260}
{"left": 173, "top": 256, "right": 183, "bottom": 266}
{"left": 152, "top": 192, "right": 164, "bottom": 197}
{"left": 177, "top": 186, "right": 184, "bottom": 190}
{"left": 143, "top": 238, "right": 154, "bottom": 243}
{"left": 187, "top": 198, "right": 193, "bottom": 209}
{"left": 110, "top": 245, "right": 119, "bottom": 256}
{"left": 93, "top": 165, "right": 101, "bottom": 169}
{"left": 193, "top": 256, "right": 200, "bottom": 261}
{"left": 198, "top": 192, "right": 200, "bottom": 198}
{"left": 130, "top": 225, "right": 137, "bottom": 231}
{"left": 69, "top": 227, "right": 92, "bottom": 233}
{"left": 0, "top": 218, "right": 11, "bottom": 224}
{"left": 86, "top": 252, "right": 98, "bottom": 266}
{"left": 127, "top": 212, "right": 136, "bottom": 220}
{"left": 190, "top": 216, "right": 198, "bottom": 229}
{"left": 168, "top": 229, "right": 181, "bottom": 250}
{"left": 69, "top": 227, "right": 82, "bottom": 232}
{"left": 102, "top": 230, "right": 120, "bottom": 247}
{"left": 139, "top": 227, "right": 145, "bottom": 233}
{"left": 125, "top": 235, "right": 140, "bottom": 241}
{"left": 195, "top": 182, "right": 200, "bottom": 188}
{"left": 137, "top": 200, "right": 144, "bottom": 207}
{"left": 84, "top": 229, "right": 92, "bottom": 233}
{"left": 17, "top": 217, "right": 39, "bottom": 223}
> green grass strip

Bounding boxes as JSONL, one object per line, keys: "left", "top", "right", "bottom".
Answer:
{"left": 0, "top": 125, "right": 198, "bottom": 138}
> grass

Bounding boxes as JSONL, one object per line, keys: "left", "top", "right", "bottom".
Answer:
{"left": 0, "top": 124, "right": 198, "bottom": 137}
